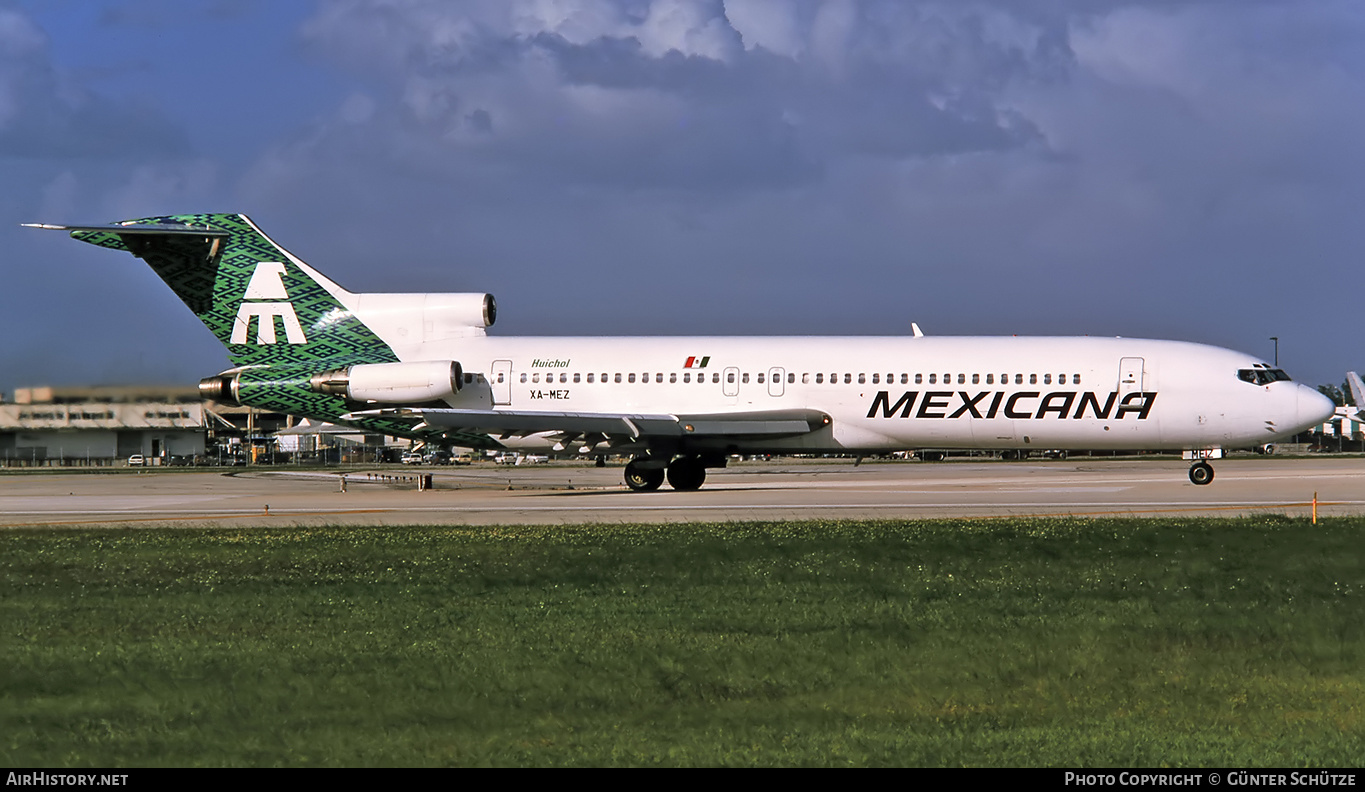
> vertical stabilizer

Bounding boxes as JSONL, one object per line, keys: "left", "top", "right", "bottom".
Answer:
{"left": 51, "top": 214, "right": 397, "bottom": 368}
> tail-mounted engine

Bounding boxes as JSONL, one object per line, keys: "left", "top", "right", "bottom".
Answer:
{"left": 308, "top": 360, "right": 464, "bottom": 403}
{"left": 200, "top": 360, "right": 464, "bottom": 408}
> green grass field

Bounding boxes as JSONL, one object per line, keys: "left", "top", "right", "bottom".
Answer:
{"left": 2, "top": 518, "right": 1361, "bottom": 766}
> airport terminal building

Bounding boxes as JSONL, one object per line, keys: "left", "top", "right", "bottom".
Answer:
{"left": 0, "top": 386, "right": 206, "bottom": 466}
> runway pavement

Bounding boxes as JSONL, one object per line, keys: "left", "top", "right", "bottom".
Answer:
{"left": 1, "top": 456, "right": 1361, "bottom": 528}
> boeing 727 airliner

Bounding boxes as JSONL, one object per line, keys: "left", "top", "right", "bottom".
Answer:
{"left": 26, "top": 214, "right": 1336, "bottom": 490}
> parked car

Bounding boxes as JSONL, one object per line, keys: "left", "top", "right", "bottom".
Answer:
{"left": 127, "top": 454, "right": 145, "bottom": 467}
{"left": 519, "top": 454, "right": 550, "bottom": 465}
{"left": 401, "top": 451, "right": 424, "bottom": 465}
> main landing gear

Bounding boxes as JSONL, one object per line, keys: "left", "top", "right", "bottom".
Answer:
{"left": 1188, "top": 462, "right": 1215, "bottom": 486}
{"left": 624, "top": 456, "right": 709, "bottom": 491}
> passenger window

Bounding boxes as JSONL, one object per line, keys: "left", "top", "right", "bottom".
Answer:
{"left": 614, "top": 373, "right": 622, "bottom": 384}
{"left": 628, "top": 373, "right": 636, "bottom": 383}
{"left": 758, "top": 373, "right": 765, "bottom": 384}
{"left": 957, "top": 374, "right": 965, "bottom": 385}
{"left": 497, "top": 374, "right": 503, "bottom": 383}
{"left": 574, "top": 373, "right": 581, "bottom": 383}
{"left": 929, "top": 374, "right": 937, "bottom": 384}
{"left": 532, "top": 373, "right": 540, "bottom": 383}
{"left": 844, "top": 374, "right": 852, "bottom": 384}
{"left": 1030, "top": 374, "right": 1037, "bottom": 385}
{"left": 713, "top": 373, "right": 720, "bottom": 383}
{"left": 900, "top": 374, "right": 908, "bottom": 384}
{"left": 587, "top": 373, "right": 595, "bottom": 383}
{"left": 986, "top": 374, "right": 994, "bottom": 384}
{"left": 872, "top": 374, "right": 879, "bottom": 384}
{"left": 683, "top": 373, "right": 690, "bottom": 383}
{"left": 742, "top": 373, "right": 749, "bottom": 384}
{"left": 803, "top": 373, "right": 810, "bottom": 384}
{"left": 656, "top": 373, "right": 663, "bottom": 383}
{"left": 816, "top": 373, "right": 824, "bottom": 384}
{"left": 788, "top": 373, "right": 795, "bottom": 384}
{"left": 972, "top": 374, "right": 980, "bottom": 384}
{"left": 1044, "top": 374, "right": 1052, "bottom": 385}
{"left": 1073, "top": 374, "right": 1080, "bottom": 385}
{"left": 561, "top": 373, "right": 568, "bottom": 384}
{"left": 670, "top": 373, "right": 677, "bottom": 383}
{"left": 520, "top": 373, "right": 527, "bottom": 383}
{"left": 859, "top": 374, "right": 866, "bottom": 384}
{"left": 1015, "top": 374, "right": 1023, "bottom": 385}
{"left": 915, "top": 374, "right": 923, "bottom": 384}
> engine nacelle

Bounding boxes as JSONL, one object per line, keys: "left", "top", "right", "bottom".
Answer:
{"left": 309, "top": 360, "right": 464, "bottom": 404}
{"left": 352, "top": 293, "right": 496, "bottom": 342}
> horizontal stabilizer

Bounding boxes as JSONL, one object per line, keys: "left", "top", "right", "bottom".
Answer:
{"left": 345, "top": 407, "right": 831, "bottom": 441}
{"left": 23, "top": 222, "right": 229, "bottom": 237}
{"left": 1348, "top": 371, "right": 1365, "bottom": 421}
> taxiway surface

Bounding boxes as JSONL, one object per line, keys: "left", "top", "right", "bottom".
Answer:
{"left": 1, "top": 457, "right": 1361, "bottom": 528}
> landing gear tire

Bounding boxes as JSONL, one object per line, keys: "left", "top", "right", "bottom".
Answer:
{"left": 666, "top": 457, "right": 706, "bottom": 491}
{"left": 1189, "top": 462, "right": 1215, "bottom": 486}
{"left": 624, "top": 459, "right": 665, "bottom": 492}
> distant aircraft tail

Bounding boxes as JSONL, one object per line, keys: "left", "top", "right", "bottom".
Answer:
{"left": 1347, "top": 371, "right": 1365, "bottom": 422}
{"left": 26, "top": 213, "right": 397, "bottom": 369}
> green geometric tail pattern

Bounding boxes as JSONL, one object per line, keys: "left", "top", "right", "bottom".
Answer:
{"left": 71, "top": 214, "right": 399, "bottom": 369}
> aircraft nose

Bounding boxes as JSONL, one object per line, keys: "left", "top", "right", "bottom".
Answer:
{"left": 1298, "top": 385, "right": 1337, "bottom": 429}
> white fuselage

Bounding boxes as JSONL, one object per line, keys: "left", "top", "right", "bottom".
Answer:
{"left": 392, "top": 334, "right": 1331, "bottom": 454}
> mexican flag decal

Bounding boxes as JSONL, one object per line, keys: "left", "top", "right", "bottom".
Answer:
{"left": 683, "top": 356, "right": 711, "bottom": 368}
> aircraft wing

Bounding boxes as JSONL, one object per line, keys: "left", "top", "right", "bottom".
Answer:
{"left": 1348, "top": 371, "right": 1365, "bottom": 422}
{"left": 344, "top": 406, "right": 831, "bottom": 442}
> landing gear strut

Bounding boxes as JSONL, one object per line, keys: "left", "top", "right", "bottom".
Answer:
{"left": 1188, "top": 462, "right": 1215, "bottom": 486}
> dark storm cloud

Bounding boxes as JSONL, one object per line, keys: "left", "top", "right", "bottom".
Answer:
{"left": 0, "top": 6, "right": 188, "bottom": 159}
{"left": 294, "top": 0, "right": 1061, "bottom": 191}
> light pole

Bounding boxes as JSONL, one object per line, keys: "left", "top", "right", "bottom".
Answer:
{"left": 1269, "top": 336, "right": 1279, "bottom": 366}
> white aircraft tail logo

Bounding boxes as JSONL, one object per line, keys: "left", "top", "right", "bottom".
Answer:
{"left": 231, "top": 262, "right": 308, "bottom": 344}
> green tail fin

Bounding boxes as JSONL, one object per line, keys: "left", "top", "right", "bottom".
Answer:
{"left": 67, "top": 213, "right": 397, "bottom": 369}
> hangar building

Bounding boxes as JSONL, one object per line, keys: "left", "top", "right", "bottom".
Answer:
{"left": 0, "top": 385, "right": 206, "bottom": 466}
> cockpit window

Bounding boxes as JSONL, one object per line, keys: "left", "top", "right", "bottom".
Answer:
{"left": 1237, "top": 368, "right": 1292, "bottom": 385}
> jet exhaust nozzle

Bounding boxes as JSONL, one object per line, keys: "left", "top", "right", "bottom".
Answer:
{"left": 198, "top": 374, "right": 240, "bottom": 406}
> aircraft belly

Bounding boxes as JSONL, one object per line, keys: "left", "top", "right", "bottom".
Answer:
{"left": 969, "top": 417, "right": 1017, "bottom": 449}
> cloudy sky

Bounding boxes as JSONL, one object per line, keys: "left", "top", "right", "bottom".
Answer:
{"left": 1, "top": 0, "right": 1361, "bottom": 394}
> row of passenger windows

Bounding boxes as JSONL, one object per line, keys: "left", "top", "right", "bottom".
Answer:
{"left": 517, "top": 371, "right": 1084, "bottom": 386}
